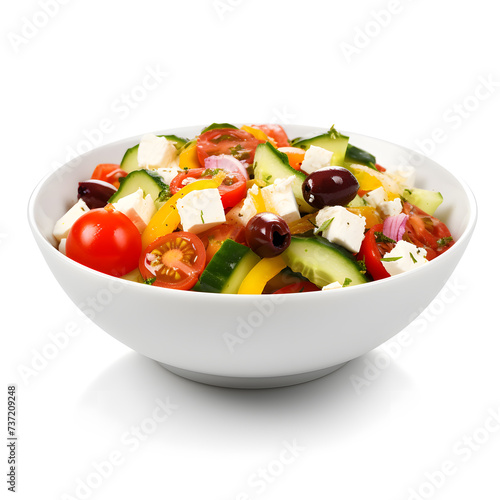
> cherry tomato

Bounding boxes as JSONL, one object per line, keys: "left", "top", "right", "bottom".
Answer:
{"left": 252, "top": 124, "right": 291, "bottom": 147}
{"left": 66, "top": 208, "right": 142, "bottom": 277}
{"left": 273, "top": 281, "right": 320, "bottom": 294}
{"left": 198, "top": 223, "right": 246, "bottom": 263}
{"left": 169, "top": 167, "right": 247, "bottom": 209}
{"left": 356, "top": 223, "right": 394, "bottom": 281}
{"left": 402, "top": 202, "right": 454, "bottom": 260}
{"left": 196, "top": 128, "right": 261, "bottom": 165}
{"left": 139, "top": 232, "right": 206, "bottom": 290}
{"left": 91, "top": 164, "right": 128, "bottom": 188}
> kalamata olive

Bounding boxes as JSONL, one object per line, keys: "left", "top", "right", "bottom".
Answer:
{"left": 78, "top": 179, "right": 117, "bottom": 209}
{"left": 245, "top": 213, "right": 291, "bottom": 258}
{"left": 302, "top": 166, "right": 359, "bottom": 209}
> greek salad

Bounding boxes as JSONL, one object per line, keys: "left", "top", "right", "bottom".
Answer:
{"left": 53, "top": 123, "right": 455, "bottom": 294}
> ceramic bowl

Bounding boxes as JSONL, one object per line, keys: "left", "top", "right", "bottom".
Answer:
{"left": 28, "top": 125, "right": 477, "bottom": 388}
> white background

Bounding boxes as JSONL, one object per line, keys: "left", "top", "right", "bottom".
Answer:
{"left": 2, "top": 0, "right": 499, "bottom": 499}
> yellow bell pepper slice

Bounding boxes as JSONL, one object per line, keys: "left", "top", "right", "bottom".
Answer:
{"left": 241, "top": 125, "right": 278, "bottom": 147}
{"left": 178, "top": 142, "right": 201, "bottom": 169}
{"left": 248, "top": 185, "right": 267, "bottom": 214}
{"left": 238, "top": 256, "right": 287, "bottom": 295}
{"left": 141, "top": 171, "right": 225, "bottom": 249}
{"left": 346, "top": 206, "right": 382, "bottom": 229}
{"left": 350, "top": 166, "right": 383, "bottom": 191}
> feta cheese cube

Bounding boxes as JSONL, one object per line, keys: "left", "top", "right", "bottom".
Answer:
{"left": 315, "top": 205, "right": 366, "bottom": 253}
{"left": 322, "top": 281, "right": 342, "bottom": 291}
{"left": 379, "top": 197, "right": 403, "bottom": 217}
{"left": 53, "top": 199, "right": 89, "bottom": 242}
{"left": 261, "top": 177, "right": 300, "bottom": 224}
{"left": 58, "top": 238, "right": 67, "bottom": 255}
{"left": 362, "top": 186, "right": 386, "bottom": 208}
{"left": 238, "top": 185, "right": 259, "bottom": 226}
{"left": 300, "top": 145, "right": 333, "bottom": 175}
{"left": 176, "top": 188, "right": 226, "bottom": 234}
{"left": 381, "top": 240, "right": 427, "bottom": 276}
{"left": 137, "top": 134, "right": 178, "bottom": 169}
{"left": 112, "top": 188, "right": 156, "bottom": 233}
{"left": 156, "top": 161, "right": 182, "bottom": 186}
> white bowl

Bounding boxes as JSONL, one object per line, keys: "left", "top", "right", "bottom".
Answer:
{"left": 28, "top": 125, "right": 477, "bottom": 388}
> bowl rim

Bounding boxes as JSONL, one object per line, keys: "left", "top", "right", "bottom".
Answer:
{"left": 28, "top": 124, "right": 478, "bottom": 302}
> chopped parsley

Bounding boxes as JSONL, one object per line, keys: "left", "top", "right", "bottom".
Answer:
{"left": 157, "top": 187, "right": 172, "bottom": 203}
{"left": 380, "top": 256, "right": 403, "bottom": 262}
{"left": 144, "top": 277, "right": 156, "bottom": 285}
{"left": 357, "top": 257, "right": 367, "bottom": 274}
{"left": 342, "top": 278, "right": 352, "bottom": 287}
{"left": 437, "top": 236, "right": 453, "bottom": 247}
{"left": 229, "top": 144, "right": 251, "bottom": 161}
{"left": 409, "top": 252, "right": 417, "bottom": 264}
{"left": 202, "top": 168, "right": 220, "bottom": 177}
{"left": 316, "top": 217, "right": 334, "bottom": 234}
{"left": 374, "top": 232, "right": 396, "bottom": 244}
{"left": 200, "top": 210, "right": 205, "bottom": 224}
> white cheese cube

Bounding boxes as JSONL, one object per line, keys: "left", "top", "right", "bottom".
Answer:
{"left": 112, "top": 188, "right": 156, "bottom": 233}
{"left": 322, "top": 281, "right": 342, "bottom": 291}
{"left": 261, "top": 177, "right": 300, "bottom": 224}
{"left": 137, "top": 134, "right": 178, "bottom": 169}
{"left": 176, "top": 188, "right": 226, "bottom": 234}
{"left": 58, "top": 238, "right": 67, "bottom": 255}
{"left": 362, "top": 186, "right": 387, "bottom": 208}
{"left": 381, "top": 240, "right": 427, "bottom": 276}
{"left": 300, "top": 145, "right": 333, "bottom": 175}
{"left": 238, "top": 186, "right": 259, "bottom": 226}
{"left": 379, "top": 197, "right": 403, "bottom": 217}
{"left": 53, "top": 199, "right": 89, "bottom": 242}
{"left": 156, "top": 161, "right": 182, "bottom": 186}
{"left": 315, "top": 205, "right": 366, "bottom": 253}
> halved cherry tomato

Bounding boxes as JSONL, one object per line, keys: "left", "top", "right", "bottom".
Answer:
{"left": 170, "top": 167, "right": 246, "bottom": 209}
{"left": 139, "top": 232, "right": 206, "bottom": 290}
{"left": 91, "top": 164, "right": 128, "bottom": 188}
{"left": 273, "top": 281, "right": 321, "bottom": 294}
{"left": 356, "top": 223, "right": 394, "bottom": 281}
{"left": 252, "top": 124, "right": 290, "bottom": 147}
{"left": 198, "top": 223, "right": 246, "bottom": 263}
{"left": 66, "top": 207, "right": 142, "bottom": 277}
{"left": 402, "top": 202, "right": 454, "bottom": 260}
{"left": 278, "top": 146, "right": 305, "bottom": 170}
{"left": 375, "top": 163, "right": 386, "bottom": 172}
{"left": 196, "top": 128, "right": 261, "bottom": 165}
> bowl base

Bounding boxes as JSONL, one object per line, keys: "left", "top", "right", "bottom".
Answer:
{"left": 157, "top": 362, "right": 348, "bottom": 389}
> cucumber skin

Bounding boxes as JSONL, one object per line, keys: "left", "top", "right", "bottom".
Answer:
{"left": 193, "top": 240, "right": 259, "bottom": 294}
{"left": 282, "top": 236, "right": 369, "bottom": 288}
{"left": 253, "top": 142, "right": 314, "bottom": 214}
{"left": 108, "top": 169, "right": 167, "bottom": 207}
{"left": 291, "top": 126, "right": 349, "bottom": 165}
{"left": 200, "top": 123, "right": 238, "bottom": 134}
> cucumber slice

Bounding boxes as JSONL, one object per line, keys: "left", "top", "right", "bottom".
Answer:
{"left": 403, "top": 188, "right": 443, "bottom": 215}
{"left": 344, "top": 144, "right": 377, "bottom": 170}
{"left": 108, "top": 169, "right": 169, "bottom": 209}
{"left": 346, "top": 194, "right": 367, "bottom": 207}
{"left": 120, "top": 134, "right": 188, "bottom": 173}
{"left": 193, "top": 239, "right": 260, "bottom": 294}
{"left": 253, "top": 142, "right": 314, "bottom": 214}
{"left": 291, "top": 125, "right": 349, "bottom": 165}
{"left": 200, "top": 123, "right": 238, "bottom": 134}
{"left": 282, "top": 236, "right": 369, "bottom": 288}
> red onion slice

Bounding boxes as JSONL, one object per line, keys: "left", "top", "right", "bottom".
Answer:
{"left": 383, "top": 213, "right": 409, "bottom": 242}
{"left": 204, "top": 154, "right": 249, "bottom": 180}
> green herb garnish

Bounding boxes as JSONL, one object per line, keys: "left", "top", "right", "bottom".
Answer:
{"left": 410, "top": 252, "right": 417, "bottom": 264}
{"left": 316, "top": 217, "right": 334, "bottom": 234}
{"left": 375, "top": 232, "right": 396, "bottom": 244}
{"left": 144, "top": 277, "right": 156, "bottom": 285}
{"left": 200, "top": 210, "right": 205, "bottom": 224}
{"left": 380, "top": 256, "right": 402, "bottom": 262}
{"left": 437, "top": 236, "right": 453, "bottom": 247}
{"left": 342, "top": 278, "right": 352, "bottom": 287}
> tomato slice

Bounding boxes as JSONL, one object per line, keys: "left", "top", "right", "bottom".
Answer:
{"left": 139, "top": 232, "right": 206, "bottom": 290}
{"left": 198, "top": 223, "right": 246, "bottom": 263}
{"left": 169, "top": 167, "right": 247, "bottom": 209}
{"left": 273, "top": 281, "right": 321, "bottom": 294}
{"left": 356, "top": 223, "right": 394, "bottom": 281}
{"left": 402, "top": 202, "right": 454, "bottom": 260}
{"left": 252, "top": 124, "right": 291, "bottom": 147}
{"left": 196, "top": 128, "right": 261, "bottom": 165}
{"left": 66, "top": 207, "right": 142, "bottom": 277}
{"left": 91, "top": 164, "right": 128, "bottom": 188}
